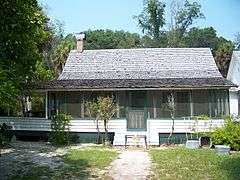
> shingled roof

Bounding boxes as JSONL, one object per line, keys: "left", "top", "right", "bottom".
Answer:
{"left": 42, "top": 48, "right": 235, "bottom": 90}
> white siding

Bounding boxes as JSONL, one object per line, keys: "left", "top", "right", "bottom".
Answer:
{"left": 229, "top": 90, "right": 239, "bottom": 115}
{"left": 0, "top": 117, "right": 224, "bottom": 145}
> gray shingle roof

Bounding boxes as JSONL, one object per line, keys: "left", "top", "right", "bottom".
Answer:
{"left": 40, "top": 77, "right": 235, "bottom": 90}
{"left": 41, "top": 48, "right": 236, "bottom": 90}
{"left": 58, "top": 48, "right": 222, "bottom": 80}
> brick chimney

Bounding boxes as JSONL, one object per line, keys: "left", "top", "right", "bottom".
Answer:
{"left": 75, "top": 33, "right": 86, "bottom": 52}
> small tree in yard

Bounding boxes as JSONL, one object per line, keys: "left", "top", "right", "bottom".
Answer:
{"left": 50, "top": 113, "right": 72, "bottom": 146}
{"left": 86, "top": 96, "right": 117, "bottom": 145}
{"left": 85, "top": 100, "right": 101, "bottom": 144}
{"left": 167, "top": 91, "right": 175, "bottom": 144}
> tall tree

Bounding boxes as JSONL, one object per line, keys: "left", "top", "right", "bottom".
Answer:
{"left": 215, "top": 41, "right": 234, "bottom": 77}
{"left": 51, "top": 34, "right": 76, "bottom": 75}
{"left": 167, "top": 0, "right": 204, "bottom": 47}
{"left": 0, "top": 0, "right": 53, "bottom": 114}
{"left": 134, "top": 0, "right": 166, "bottom": 40}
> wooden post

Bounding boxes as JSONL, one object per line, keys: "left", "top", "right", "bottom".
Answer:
{"left": 45, "top": 91, "right": 48, "bottom": 119}
{"left": 190, "top": 90, "right": 193, "bottom": 117}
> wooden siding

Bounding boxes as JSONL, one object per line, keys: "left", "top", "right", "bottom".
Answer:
{"left": 0, "top": 117, "right": 224, "bottom": 145}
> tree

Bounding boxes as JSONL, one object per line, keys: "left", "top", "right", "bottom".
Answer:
{"left": 167, "top": 0, "right": 204, "bottom": 47}
{"left": 85, "top": 100, "right": 101, "bottom": 144}
{"left": 174, "top": 0, "right": 204, "bottom": 36}
{"left": 184, "top": 27, "right": 218, "bottom": 49}
{"left": 84, "top": 29, "right": 141, "bottom": 49}
{"left": 85, "top": 96, "right": 117, "bottom": 145}
{"left": 215, "top": 41, "right": 234, "bottom": 77}
{"left": 0, "top": 0, "right": 53, "bottom": 115}
{"left": 134, "top": 0, "right": 166, "bottom": 40}
{"left": 51, "top": 34, "right": 76, "bottom": 75}
{"left": 166, "top": 91, "right": 175, "bottom": 144}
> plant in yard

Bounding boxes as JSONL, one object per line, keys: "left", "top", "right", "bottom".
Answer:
{"left": 86, "top": 96, "right": 117, "bottom": 145}
{"left": 166, "top": 91, "right": 175, "bottom": 144}
{"left": 211, "top": 115, "right": 240, "bottom": 151}
{"left": 85, "top": 100, "right": 101, "bottom": 144}
{"left": 0, "top": 123, "right": 12, "bottom": 156}
{"left": 50, "top": 113, "right": 72, "bottom": 146}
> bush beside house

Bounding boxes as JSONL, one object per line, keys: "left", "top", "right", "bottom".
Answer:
{"left": 211, "top": 116, "right": 240, "bottom": 151}
{"left": 50, "top": 113, "right": 72, "bottom": 146}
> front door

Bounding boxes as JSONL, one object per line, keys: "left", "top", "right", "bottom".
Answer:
{"left": 127, "top": 91, "right": 147, "bottom": 131}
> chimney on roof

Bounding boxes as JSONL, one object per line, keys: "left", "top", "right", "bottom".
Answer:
{"left": 75, "top": 33, "right": 86, "bottom": 52}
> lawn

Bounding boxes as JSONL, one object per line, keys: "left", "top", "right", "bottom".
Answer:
{"left": 9, "top": 147, "right": 118, "bottom": 180}
{"left": 150, "top": 148, "right": 240, "bottom": 180}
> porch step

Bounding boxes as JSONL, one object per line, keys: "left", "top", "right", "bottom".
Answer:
{"left": 113, "top": 132, "right": 147, "bottom": 146}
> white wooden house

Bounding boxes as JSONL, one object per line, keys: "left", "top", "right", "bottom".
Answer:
{"left": 0, "top": 36, "right": 236, "bottom": 145}
{"left": 227, "top": 51, "right": 240, "bottom": 115}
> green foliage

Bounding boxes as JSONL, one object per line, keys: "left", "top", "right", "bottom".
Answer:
{"left": 51, "top": 34, "right": 76, "bottom": 75}
{"left": 211, "top": 116, "right": 240, "bottom": 151}
{"left": 175, "top": 1, "right": 204, "bottom": 36}
{"left": 0, "top": 123, "right": 12, "bottom": 148}
{"left": 194, "top": 114, "right": 210, "bottom": 121}
{"left": 184, "top": 27, "right": 218, "bottom": 48}
{"left": 50, "top": 113, "right": 72, "bottom": 146}
{"left": 215, "top": 41, "right": 234, "bottom": 77}
{"left": 0, "top": 0, "right": 54, "bottom": 111}
{"left": 134, "top": 0, "right": 166, "bottom": 39}
{"left": 84, "top": 29, "right": 141, "bottom": 49}
{"left": 85, "top": 96, "right": 117, "bottom": 144}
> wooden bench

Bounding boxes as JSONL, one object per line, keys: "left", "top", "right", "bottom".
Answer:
{"left": 125, "top": 135, "right": 147, "bottom": 149}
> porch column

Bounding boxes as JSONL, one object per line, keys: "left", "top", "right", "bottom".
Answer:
{"left": 45, "top": 91, "right": 48, "bottom": 119}
{"left": 189, "top": 90, "right": 193, "bottom": 117}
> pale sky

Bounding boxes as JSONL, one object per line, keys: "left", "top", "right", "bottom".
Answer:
{"left": 39, "top": 0, "right": 240, "bottom": 41}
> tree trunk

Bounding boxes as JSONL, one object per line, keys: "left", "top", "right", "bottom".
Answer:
{"left": 104, "top": 120, "right": 108, "bottom": 145}
{"left": 167, "top": 113, "right": 175, "bottom": 145}
{"left": 96, "top": 118, "right": 100, "bottom": 144}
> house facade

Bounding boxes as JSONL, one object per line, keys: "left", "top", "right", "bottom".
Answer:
{"left": 0, "top": 37, "right": 235, "bottom": 145}
{"left": 227, "top": 51, "right": 240, "bottom": 116}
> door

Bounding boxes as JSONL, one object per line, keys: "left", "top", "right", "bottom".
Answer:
{"left": 127, "top": 91, "right": 147, "bottom": 131}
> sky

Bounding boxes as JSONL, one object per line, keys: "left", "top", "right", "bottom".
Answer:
{"left": 38, "top": 0, "right": 240, "bottom": 41}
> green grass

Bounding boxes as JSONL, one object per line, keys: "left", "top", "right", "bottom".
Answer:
{"left": 58, "top": 147, "right": 119, "bottom": 179}
{"left": 150, "top": 148, "right": 240, "bottom": 180}
{"left": 9, "top": 147, "right": 118, "bottom": 180}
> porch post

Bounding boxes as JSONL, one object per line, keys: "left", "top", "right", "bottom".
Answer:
{"left": 190, "top": 90, "right": 193, "bottom": 117}
{"left": 45, "top": 91, "right": 48, "bottom": 119}
{"left": 153, "top": 92, "right": 157, "bottom": 119}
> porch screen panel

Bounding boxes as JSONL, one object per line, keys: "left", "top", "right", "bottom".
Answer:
{"left": 210, "top": 90, "right": 229, "bottom": 117}
{"left": 192, "top": 90, "right": 210, "bottom": 116}
{"left": 65, "top": 92, "right": 82, "bottom": 118}
{"left": 155, "top": 91, "right": 171, "bottom": 119}
{"left": 192, "top": 90, "right": 229, "bottom": 117}
{"left": 117, "top": 91, "right": 126, "bottom": 118}
{"left": 175, "top": 91, "right": 190, "bottom": 118}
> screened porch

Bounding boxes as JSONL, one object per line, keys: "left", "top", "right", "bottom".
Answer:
{"left": 47, "top": 89, "right": 229, "bottom": 121}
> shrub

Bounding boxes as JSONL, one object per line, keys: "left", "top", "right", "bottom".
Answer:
{"left": 50, "top": 113, "right": 72, "bottom": 146}
{"left": 0, "top": 123, "right": 12, "bottom": 147}
{"left": 211, "top": 116, "right": 240, "bottom": 151}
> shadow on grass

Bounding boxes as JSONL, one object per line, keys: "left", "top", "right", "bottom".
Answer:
{"left": 220, "top": 155, "right": 240, "bottom": 180}
{"left": 56, "top": 159, "right": 94, "bottom": 179}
